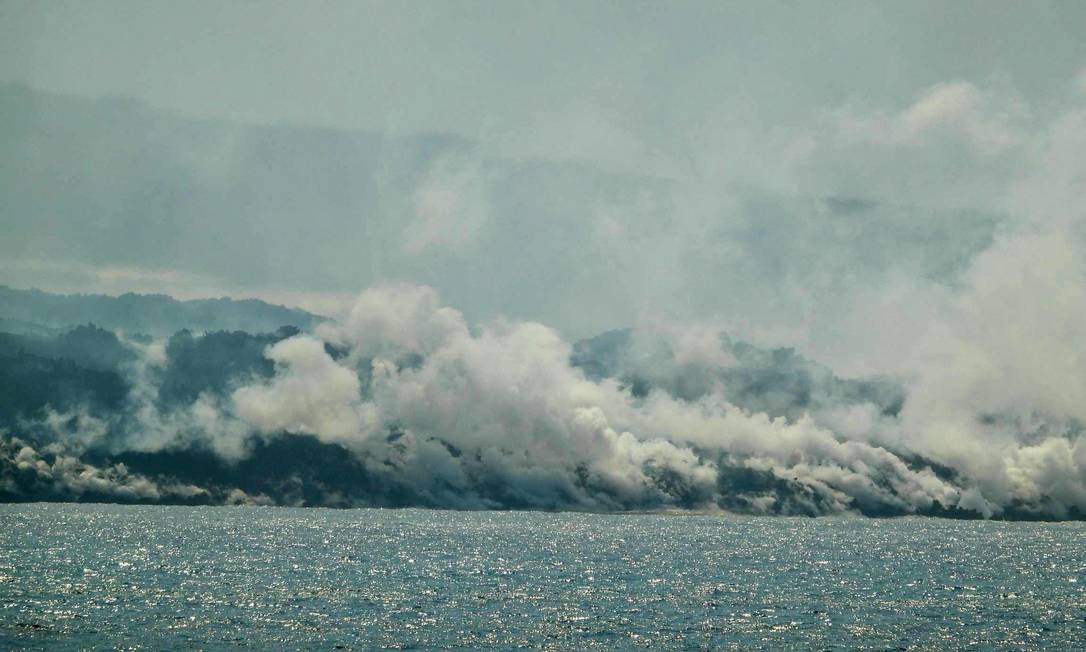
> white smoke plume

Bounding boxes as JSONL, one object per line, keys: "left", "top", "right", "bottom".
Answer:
{"left": 4, "top": 72, "right": 1085, "bottom": 519}
{"left": 0, "top": 437, "right": 208, "bottom": 503}
{"left": 214, "top": 283, "right": 1036, "bottom": 517}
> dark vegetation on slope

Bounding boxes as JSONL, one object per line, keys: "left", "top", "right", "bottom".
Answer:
{"left": 0, "top": 292, "right": 1075, "bottom": 519}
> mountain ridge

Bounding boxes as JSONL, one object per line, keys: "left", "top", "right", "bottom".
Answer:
{"left": 0, "top": 284, "right": 322, "bottom": 336}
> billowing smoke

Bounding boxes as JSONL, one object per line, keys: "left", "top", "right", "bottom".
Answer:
{"left": 209, "top": 283, "right": 1077, "bottom": 518}
{"left": 0, "top": 437, "right": 217, "bottom": 504}
{"left": 3, "top": 72, "right": 1086, "bottom": 519}
{"left": 3, "top": 273, "right": 1082, "bottom": 519}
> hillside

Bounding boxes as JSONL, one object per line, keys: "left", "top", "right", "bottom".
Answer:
{"left": 0, "top": 285, "right": 321, "bottom": 335}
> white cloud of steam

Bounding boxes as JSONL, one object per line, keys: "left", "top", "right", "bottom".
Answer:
{"left": 316, "top": 284, "right": 469, "bottom": 361}
{"left": 402, "top": 154, "right": 492, "bottom": 254}
{"left": 216, "top": 285, "right": 973, "bottom": 515}
{"left": 26, "top": 231, "right": 1083, "bottom": 516}
{"left": 892, "top": 214, "right": 1086, "bottom": 518}
{"left": 13, "top": 262, "right": 1084, "bottom": 516}
{"left": 821, "top": 73, "right": 1086, "bottom": 518}
{"left": 0, "top": 437, "right": 207, "bottom": 503}
{"left": 219, "top": 213, "right": 1086, "bottom": 516}
{"left": 7, "top": 70, "right": 1086, "bottom": 519}
{"left": 232, "top": 335, "right": 376, "bottom": 447}
{"left": 33, "top": 332, "right": 257, "bottom": 462}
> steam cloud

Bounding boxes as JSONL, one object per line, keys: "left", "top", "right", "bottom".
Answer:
{"left": 4, "top": 270, "right": 1083, "bottom": 519}
{"left": 3, "top": 72, "right": 1086, "bottom": 519}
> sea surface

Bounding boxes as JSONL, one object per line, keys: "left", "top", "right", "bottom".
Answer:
{"left": 1, "top": 504, "right": 1083, "bottom": 650}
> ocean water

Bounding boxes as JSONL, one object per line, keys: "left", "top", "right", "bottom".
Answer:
{"left": 1, "top": 505, "right": 1083, "bottom": 650}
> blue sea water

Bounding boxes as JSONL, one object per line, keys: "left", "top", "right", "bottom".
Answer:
{"left": 1, "top": 505, "right": 1083, "bottom": 650}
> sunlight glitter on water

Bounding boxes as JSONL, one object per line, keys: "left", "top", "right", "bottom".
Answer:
{"left": 1, "top": 505, "right": 1084, "bottom": 650}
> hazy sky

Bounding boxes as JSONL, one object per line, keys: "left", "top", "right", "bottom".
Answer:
{"left": 2, "top": 1, "right": 1086, "bottom": 372}
{"left": 3, "top": 1, "right": 1084, "bottom": 139}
